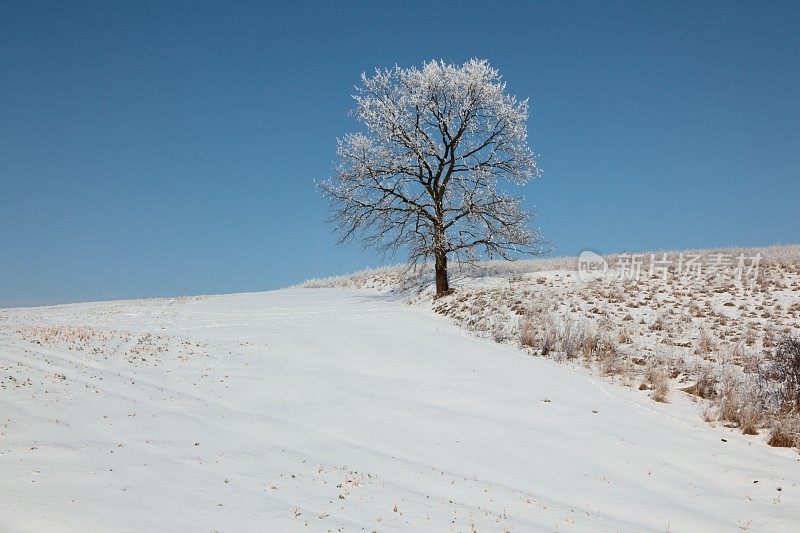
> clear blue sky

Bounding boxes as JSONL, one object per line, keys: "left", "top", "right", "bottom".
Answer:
{"left": 1, "top": 1, "right": 798, "bottom": 307}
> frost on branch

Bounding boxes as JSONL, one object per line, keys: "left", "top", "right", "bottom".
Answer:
{"left": 320, "top": 59, "right": 545, "bottom": 295}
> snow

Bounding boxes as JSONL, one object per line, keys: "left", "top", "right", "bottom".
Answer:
{"left": 1, "top": 288, "right": 799, "bottom": 531}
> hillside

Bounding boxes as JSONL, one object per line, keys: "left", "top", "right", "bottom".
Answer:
{"left": 305, "top": 245, "right": 800, "bottom": 448}
{"left": 1, "top": 283, "right": 800, "bottom": 531}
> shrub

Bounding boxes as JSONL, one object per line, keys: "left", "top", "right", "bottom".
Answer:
{"left": 643, "top": 364, "right": 670, "bottom": 403}
{"left": 739, "top": 405, "right": 763, "bottom": 435}
{"left": 768, "top": 414, "right": 800, "bottom": 448}
{"left": 581, "top": 327, "right": 599, "bottom": 360}
{"left": 519, "top": 318, "right": 537, "bottom": 349}
{"left": 717, "top": 371, "right": 742, "bottom": 424}
{"left": 715, "top": 370, "right": 771, "bottom": 435}
{"left": 695, "top": 328, "right": 716, "bottom": 357}
{"left": 772, "top": 336, "right": 800, "bottom": 412}
{"left": 682, "top": 368, "right": 717, "bottom": 399}
{"left": 558, "top": 317, "right": 583, "bottom": 359}
{"left": 596, "top": 334, "right": 624, "bottom": 376}
{"left": 518, "top": 311, "right": 558, "bottom": 355}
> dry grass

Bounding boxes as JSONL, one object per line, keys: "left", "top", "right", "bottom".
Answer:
{"left": 617, "top": 328, "right": 633, "bottom": 344}
{"left": 643, "top": 365, "right": 671, "bottom": 403}
{"left": 519, "top": 317, "right": 538, "bottom": 349}
{"left": 596, "top": 334, "right": 623, "bottom": 376}
{"left": 696, "top": 329, "right": 716, "bottom": 357}
{"left": 681, "top": 367, "right": 718, "bottom": 400}
{"left": 19, "top": 325, "right": 97, "bottom": 346}
{"left": 717, "top": 371, "right": 744, "bottom": 426}
{"left": 768, "top": 414, "right": 800, "bottom": 448}
{"left": 518, "top": 311, "right": 558, "bottom": 355}
{"left": 737, "top": 402, "right": 764, "bottom": 435}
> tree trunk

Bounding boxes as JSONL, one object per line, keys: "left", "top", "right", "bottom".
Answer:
{"left": 434, "top": 248, "right": 450, "bottom": 297}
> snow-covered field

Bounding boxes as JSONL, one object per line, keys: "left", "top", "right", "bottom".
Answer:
{"left": 1, "top": 288, "right": 799, "bottom": 531}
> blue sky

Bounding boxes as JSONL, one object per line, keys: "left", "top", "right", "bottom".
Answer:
{"left": 1, "top": 1, "right": 798, "bottom": 307}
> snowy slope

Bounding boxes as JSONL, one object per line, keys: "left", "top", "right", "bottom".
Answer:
{"left": 303, "top": 245, "right": 800, "bottom": 445}
{"left": 1, "top": 289, "right": 799, "bottom": 532}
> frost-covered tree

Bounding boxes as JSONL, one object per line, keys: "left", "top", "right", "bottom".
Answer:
{"left": 321, "top": 59, "right": 544, "bottom": 296}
